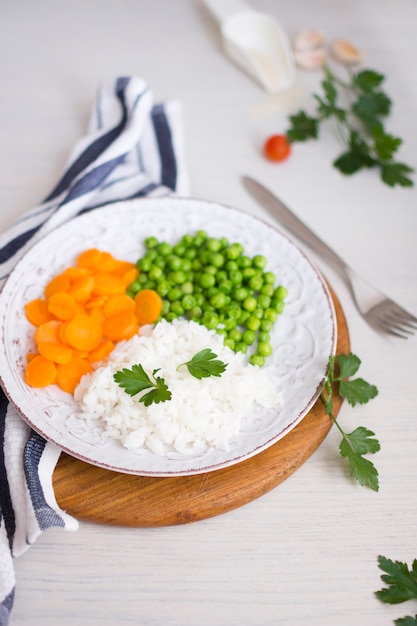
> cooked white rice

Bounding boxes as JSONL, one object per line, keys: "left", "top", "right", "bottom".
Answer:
{"left": 74, "top": 319, "right": 282, "bottom": 456}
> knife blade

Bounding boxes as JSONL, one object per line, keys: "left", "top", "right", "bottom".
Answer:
{"left": 241, "top": 175, "right": 346, "bottom": 274}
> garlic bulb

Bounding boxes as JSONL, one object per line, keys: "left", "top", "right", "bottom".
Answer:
{"left": 330, "top": 39, "right": 363, "bottom": 65}
{"left": 293, "top": 29, "right": 327, "bottom": 70}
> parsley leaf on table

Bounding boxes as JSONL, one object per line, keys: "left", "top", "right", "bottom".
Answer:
{"left": 321, "top": 353, "right": 380, "bottom": 491}
{"left": 177, "top": 348, "right": 228, "bottom": 380}
{"left": 286, "top": 65, "right": 414, "bottom": 187}
{"left": 376, "top": 556, "right": 417, "bottom": 625}
{"left": 113, "top": 364, "right": 172, "bottom": 406}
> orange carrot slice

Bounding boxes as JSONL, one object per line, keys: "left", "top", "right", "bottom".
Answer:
{"left": 24, "top": 298, "right": 52, "bottom": 326}
{"left": 63, "top": 314, "right": 103, "bottom": 351}
{"left": 68, "top": 275, "right": 95, "bottom": 303}
{"left": 37, "top": 341, "right": 73, "bottom": 365}
{"left": 25, "top": 355, "right": 57, "bottom": 388}
{"left": 47, "top": 292, "right": 77, "bottom": 321}
{"left": 134, "top": 289, "right": 163, "bottom": 325}
{"left": 92, "top": 273, "right": 126, "bottom": 296}
{"left": 56, "top": 356, "right": 92, "bottom": 393}
{"left": 102, "top": 312, "right": 139, "bottom": 342}
{"left": 44, "top": 273, "right": 70, "bottom": 298}
{"left": 103, "top": 294, "right": 135, "bottom": 318}
{"left": 87, "top": 339, "right": 114, "bottom": 363}
{"left": 34, "top": 320, "right": 62, "bottom": 344}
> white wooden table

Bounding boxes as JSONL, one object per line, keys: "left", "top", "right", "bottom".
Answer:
{"left": 1, "top": 1, "right": 417, "bottom": 624}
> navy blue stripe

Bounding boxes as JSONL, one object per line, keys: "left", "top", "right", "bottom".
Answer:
{"left": 23, "top": 432, "right": 64, "bottom": 531}
{"left": 0, "top": 226, "right": 41, "bottom": 265}
{"left": 151, "top": 105, "right": 177, "bottom": 190}
{"left": 58, "top": 155, "right": 126, "bottom": 206}
{"left": 0, "top": 589, "right": 14, "bottom": 624}
{"left": 0, "top": 392, "right": 16, "bottom": 550}
{"left": 77, "top": 182, "right": 159, "bottom": 214}
{"left": 44, "top": 77, "right": 131, "bottom": 202}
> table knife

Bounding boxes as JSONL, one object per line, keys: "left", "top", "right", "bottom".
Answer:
{"left": 241, "top": 175, "right": 348, "bottom": 275}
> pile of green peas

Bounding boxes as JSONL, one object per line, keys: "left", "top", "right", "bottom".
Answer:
{"left": 127, "top": 231, "right": 288, "bottom": 367}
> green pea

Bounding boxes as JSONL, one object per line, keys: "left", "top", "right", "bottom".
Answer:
{"left": 199, "top": 273, "right": 216, "bottom": 289}
{"left": 247, "top": 316, "right": 261, "bottom": 331}
{"left": 253, "top": 255, "right": 267, "bottom": 270}
{"left": 161, "top": 300, "right": 170, "bottom": 315}
{"left": 156, "top": 279, "right": 171, "bottom": 297}
{"left": 243, "top": 296, "right": 257, "bottom": 312}
{"left": 222, "top": 316, "right": 237, "bottom": 331}
{"left": 218, "top": 279, "right": 233, "bottom": 294}
{"left": 250, "top": 354, "right": 265, "bottom": 367}
{"left": 223, "top": 338, "right": 235, "bottom": 351}
{"left": 170, "top": 301, "right": 184, "bottom": 316}
{"left": 209, "top": 252, "right": 225, "bottom": 268}
{"left": 188, "top": 306, "right": 203, "bottom": 320}
{"left": 225, "top": 260, "right": 239, "bottom": 272}
{"left": 258, "top": 332, "right": 270, "bottom": 343}
{"left": 271, "top": 299, "right": 285, "bottom": 314}
{"left": 128, "top": 279, "right": 141, "bottom": 294}
{"left": 242, "top": 267, "right": 256, "bottom": 280}
{"left": 235, "top": 342, "right": 247, "bottom": 354}
{"left": 233, "top": 287, "right": 249, "bottom": 302}
{"left": 260, "top": 284, "right": 274, "bottom": 297}
{"left": 228, "top": 329, "right": 242, "bottom": 342}
{"left": 157, "top": 242, "right": 172, "bottom": 257}
{"left": 263, "top": 271, "right": 276, "bottom": 284}
{"left": 237, "top": 255, "right": 251, "bottom": 268}
{"left": 229, "top": 270, "right": 243, "bottom": 286}
{"left": 173, "top": 243, "right": 186, "bottom": 257}
{"left": 206, "top": 237, "right": 222, "bottom": 252}
{"left": 184, "top": 247, "right": 197, "bottom": 261}
{"left": 166, "top": 312, "right": 178, "bottom": 322}
{"left": 274, "top": 285, "right": 288, "bottom": 300}
{"left": 137, "top": 257, "right": 152, "bottom": 272}
{"left": 148, "top": 266, "right": 162, "bottom": 281}
{"left": 257, "top": 294, "right": 271, "bottom": 309}
{"left": 248, "top": 275, "right": 264, "bottom": 291}
{"left": 260, "top": 319, "right": 273, "bottom": 332}
{"left": 211, "top": 292, "right": 227, "bottom": 309}
{"left": 181, "top": 281, "right": 194, "bottom": 295}
{"left": 181, "top": 295, "right": 195, "bottom": 311}
{"left": 257, "top": 341, "right": 273, "bottom": 357}
{"left": 242, "top": 329, "right": 256, "bottom": 345}
{"left": 202, "top": 310, "right": 219, "bottom": 330}
{"left": 264, "top": 308, "right": 278, "bottom": 322}
{"left": 144, "top": 236, "right": 158, "bottom": 249}
{"left": 226, "top": 243, "right": 244, "bottom": 259}
{"left": 167, "top": 287, "right": 182, "bottom": 302}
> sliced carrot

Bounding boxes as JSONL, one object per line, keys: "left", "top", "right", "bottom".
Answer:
{"left": 25, "top": 355, "right": 57, "bottom": 388}
{"left": 68, "top": 275, "right": 95, "bottom": 303}
{"left": 56, "top": 356, "right": 92, "bottom": 393}
{"left": 103, "top": 294, "right": 135, "bottom": 318}
{"left": 92, "top": 273, "right": 126, "bottom": 296}
{"left": 34, "top": 320, "right": 62, "bottom": 344}
{"left": 88, "top": 306, "right": 106, "bottom": 327}
{"left": 121, "top": 267, "right": 139, "bottom": 287}
{"left": 102, "top": 312, "right": 139, "bottom": 342}
{"left": 26, "top": 352, "right": 38, "bottom": 363}
{"left": 44, "top": 273, "right": 70, "bottom": 298}
{"left": 76, "top": 248, "right": 101, "bottom": 270}
{"left": 87, "top": 339, "right": 114, "bottom": 363}
{"left": 25, "top": 298, "right": 52, "bottom": 326}
{"left": 37, "top": 341, "right": 73, "bottom": 365}
{"left": 64, "top": 314, "right": 103, "bottom": 351}
{"left": 134, "top": 289, "right": 163, "bottom": 325}
{"left": 112, "top": 260, "right": 137, "bottom": 278}
{"left": 62, "top": 266, "right": 92, "bottom": 282}
{"left": 84, "top": 295, "right": 107, "bottom": 310}
{"left": 47, "top": 292, "right": 77, "bottom": 321}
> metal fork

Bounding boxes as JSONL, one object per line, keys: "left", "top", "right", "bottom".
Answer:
{"left": 242, "top": 176, "right": 417, "bottom": 338}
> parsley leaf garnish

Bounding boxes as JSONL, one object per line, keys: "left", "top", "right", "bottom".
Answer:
{"left": 177, "top": 348, "right": 228, "bottom": 380}
{"left": 375, "top": 555, "right": 417, "bottom": 624}
{"left": 286, "top": 65, "right": 414, "bottom": 187}
{"left": 321, "top": 352, "right": 380, "bottom": 490}
{"left": 113, "top": 364, "right": 172, "bottom": 406}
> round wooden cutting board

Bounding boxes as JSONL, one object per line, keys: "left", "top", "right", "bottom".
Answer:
{"left": 53, "top": 285, "right": 349, "bottom": 527}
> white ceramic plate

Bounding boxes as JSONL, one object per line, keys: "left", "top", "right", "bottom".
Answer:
{"left": 0, "top": 197, "right": 337, "bottom": 476}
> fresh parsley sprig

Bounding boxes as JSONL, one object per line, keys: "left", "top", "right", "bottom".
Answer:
{"left": 286, "top": 65, "right": 414, "bottom": 188}
{"left": 376, "top": 555, "right": 417, "bottom": 625}
{"left": 321, "top": 352, "right": 380, "bottom": 491}
{"left": 113, "top": 350, "right": 228, "bottom": 406}
{"left": 177, "top": 348, "right": 228, "bottom": 380}
{"left": 113, "top": 364, "right": 172, "bottom": 406}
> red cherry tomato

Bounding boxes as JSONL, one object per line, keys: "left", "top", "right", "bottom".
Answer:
{"left": 263, "top": 134, "right": 291, "bottom": 162}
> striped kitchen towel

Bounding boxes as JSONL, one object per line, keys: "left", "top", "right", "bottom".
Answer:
{"left": 0, "top": 76, "right": 189, "bottom": 626}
